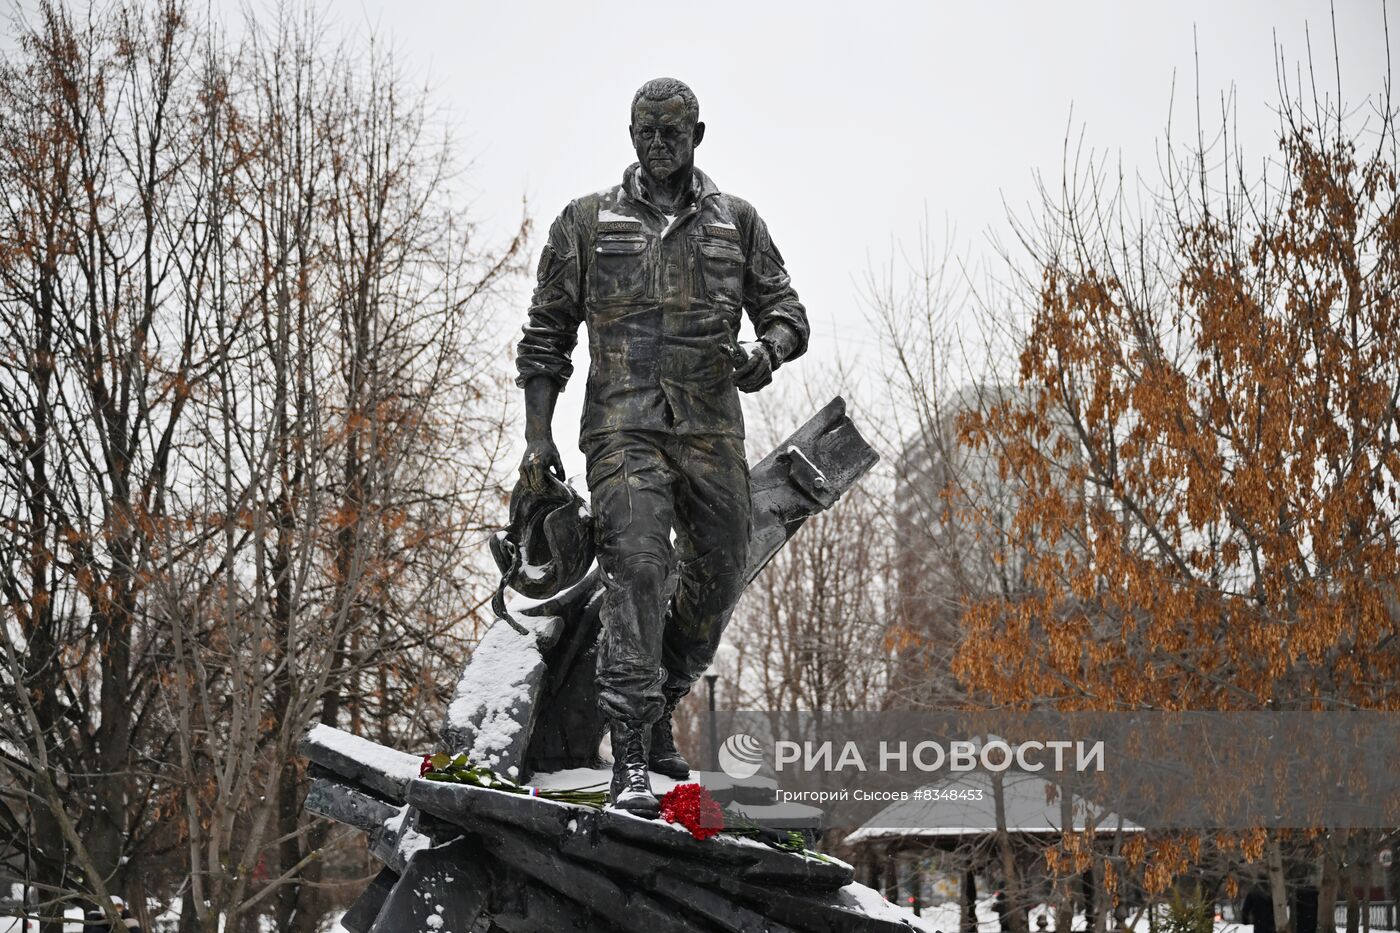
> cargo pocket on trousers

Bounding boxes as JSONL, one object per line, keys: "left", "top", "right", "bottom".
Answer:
{"left": 586, "top": 450, "right": 632, "bottom": 547}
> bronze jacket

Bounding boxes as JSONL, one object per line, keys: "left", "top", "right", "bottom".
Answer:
{"left": 515, "top": 164, "right": 809, "bottom": 443}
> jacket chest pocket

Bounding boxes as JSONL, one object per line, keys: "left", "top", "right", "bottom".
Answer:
{"left": 591, "top": 236, "right": 648, "bottom": 303}
{"left": 695, "top": 239, "right": 744, "bottom": 306}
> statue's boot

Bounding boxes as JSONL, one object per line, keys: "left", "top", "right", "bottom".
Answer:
{"left": 649, "top": 695, "right": 691, "bottom": 779}
{"left": 608, "top": 720, "right": 660, "bottom": 817}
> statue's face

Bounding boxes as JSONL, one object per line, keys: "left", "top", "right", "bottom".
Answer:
{"left": 630, "top": 96, "right": 703, "bottom": 184}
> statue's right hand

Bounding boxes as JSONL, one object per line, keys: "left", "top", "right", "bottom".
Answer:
{"left": 520, "top": 436, "right": 565, "bottom": 490}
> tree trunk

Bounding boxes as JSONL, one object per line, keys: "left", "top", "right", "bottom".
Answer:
{"left": 1269, "top": 833, "right": 1292, "bottom": 933}
{"left": 994, "top": 771, "right": 1028, "bottom": 933}
{"left": 1345, "top": 834, "right": 1362, "bottom": 933}
{"left": 1319, "top": 835, "right": 1343, "bottom": 933}
{"left": 1091, "top": 860, "right": 1106, "bottom": 933}
{"left": 178, "top": 883, "right": 199, "bottom": 933}
{"left": 962, "top": 866, "right": 979, "bottom": 933}
{"left": 1055, "top": 780, "right": 1075, "bottom": 933}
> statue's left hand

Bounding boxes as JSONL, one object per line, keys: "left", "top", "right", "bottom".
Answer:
{"left": 732, "top": 341, "right": 773, "bottom": 393}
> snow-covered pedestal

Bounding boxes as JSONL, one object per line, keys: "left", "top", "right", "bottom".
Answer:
{"left": 302, "top": 725, "right": 930, "bottom": 932}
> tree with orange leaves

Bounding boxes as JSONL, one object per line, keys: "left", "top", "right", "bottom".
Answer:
{"left": 946, "top": 42, "right": 1400, "bottom": 933}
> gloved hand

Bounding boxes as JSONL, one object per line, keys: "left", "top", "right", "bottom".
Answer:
{"left": 732, "top": 340, "right": 774, "bottom": 393}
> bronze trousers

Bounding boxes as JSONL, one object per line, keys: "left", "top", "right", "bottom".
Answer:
{"left": 583, "top": 430, "right": 751, "bottom": 723}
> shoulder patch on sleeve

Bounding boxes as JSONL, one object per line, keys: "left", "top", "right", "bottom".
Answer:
{"left": 536, "top": 245, "right": 556, "bottom": 283}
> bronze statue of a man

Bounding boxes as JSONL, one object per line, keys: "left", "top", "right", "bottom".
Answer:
{"left": 514, "top": 77, "right": 809, "bottom": 815}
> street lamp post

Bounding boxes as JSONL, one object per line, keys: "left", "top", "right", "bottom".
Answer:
{"left": 704, "top": 673, "right": 719, "bottom": 772}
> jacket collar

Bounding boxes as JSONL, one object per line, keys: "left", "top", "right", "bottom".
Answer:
{"left": 621, "top": 162, "right": 719, "bottom": 212}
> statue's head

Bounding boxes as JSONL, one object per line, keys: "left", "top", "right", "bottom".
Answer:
{"left": 630, "top": 77, "right": 705, "bottom": 185}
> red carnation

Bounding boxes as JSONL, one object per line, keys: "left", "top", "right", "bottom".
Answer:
{"left": 419, "top": 754, "right": 434, "bottom": 778}
{"left": 658, "top": 782, "right": 725, "bottom": 840}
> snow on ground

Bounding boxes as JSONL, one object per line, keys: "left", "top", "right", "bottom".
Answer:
{"left": 914, "top": 895, "right": 1051, "bottom": 931}
{"left": 893, "top": 899, "right": 1400, "bottom": 933}
{"left": 2, "top": 909, "right": 1393, "bottom": 933}
{"left": 318, "top": 912, "right": 350, "bottom": 933}
{"left": 0, "top": 908, "right": 94, "bottom": 932}
{"left": 3, "top": 888, "right": 1392, "bottom": 933}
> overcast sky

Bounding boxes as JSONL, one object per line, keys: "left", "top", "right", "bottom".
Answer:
{"left": 365, "top": 0, "right": 1391, "bottom": 468}
{"left": 4, "top": 1, "right": 1393, "bottom": 470}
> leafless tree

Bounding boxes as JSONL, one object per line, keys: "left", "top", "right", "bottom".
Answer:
{"left": 0, "top": 3, "right": 526, "bottom": 930}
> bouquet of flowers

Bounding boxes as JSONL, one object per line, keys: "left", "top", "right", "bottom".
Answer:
{"left": 657, "top": 781, "right": 725, "bottom": 840}
{"left": 658, "top": 782, "right": 824, "bottom": 859}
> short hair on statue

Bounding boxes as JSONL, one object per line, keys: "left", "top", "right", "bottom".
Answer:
{"left": 631, "top": 78, "right": 700, "bottom": 125}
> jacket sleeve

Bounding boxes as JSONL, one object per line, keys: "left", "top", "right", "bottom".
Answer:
{"left": 739, "top": 201, "right": 810, "bottom": 367}
{"left": 515, "top": 201, "right": 585, "bottom": 389}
